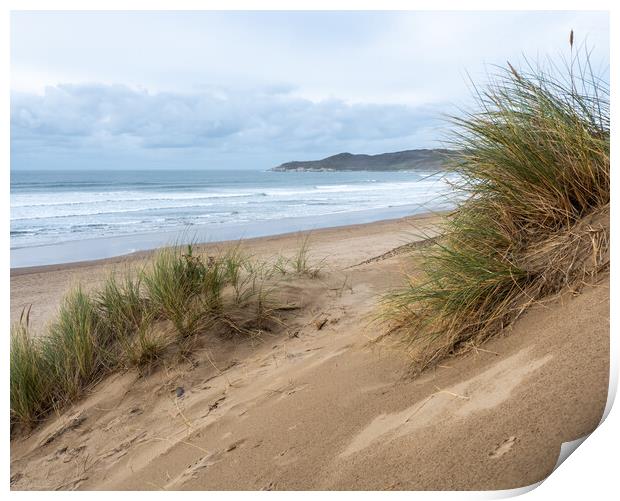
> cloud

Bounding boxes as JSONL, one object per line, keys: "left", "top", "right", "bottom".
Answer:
{"left": 9, "top": 11, "right": 609, "bottom": 170}
{"left": 11, "top": 83, "right": 446, "bottom": 169}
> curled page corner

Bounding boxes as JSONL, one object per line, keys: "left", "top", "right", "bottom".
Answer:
{"left": 552, "top": 435, "right": 590, "bottom": 471}
{"left": 480, "top": 480, "right": 544, "bottom": 499}
{"left": 478, "top": 435, "right": 591, "bottom": 500}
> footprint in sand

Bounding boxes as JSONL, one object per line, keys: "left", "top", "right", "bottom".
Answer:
{"left": 489, "top": 436, "right": 517, "bottom": 458}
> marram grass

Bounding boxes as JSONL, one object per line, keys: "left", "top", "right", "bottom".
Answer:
{"left": 10, "top": 309, "right": 52, "bottom": 427}
{"left": 10, "top": 239, "right": 321, "bottom": 430}
{"left": 382, "top": 45, "right": 609, "bottom": 373}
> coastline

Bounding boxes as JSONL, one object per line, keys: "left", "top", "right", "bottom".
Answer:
{"left": 11, "top": 204, "right": 450, "bottom": 269}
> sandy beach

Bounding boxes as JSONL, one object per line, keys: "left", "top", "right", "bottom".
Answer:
{"left": 10, "top": 213, "right": 609, "bottom": 490}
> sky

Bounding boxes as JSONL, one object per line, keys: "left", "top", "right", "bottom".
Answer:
{"left": 10, "top": 10, "right": 610, "bottom": 170}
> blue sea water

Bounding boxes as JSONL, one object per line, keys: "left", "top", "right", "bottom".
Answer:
{"left": 10, "top": 169, "right": 456, "bottom": 267}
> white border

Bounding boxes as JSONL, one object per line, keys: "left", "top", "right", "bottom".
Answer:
{"left": 2, "top": 2, "right": 616, "bottom": 499}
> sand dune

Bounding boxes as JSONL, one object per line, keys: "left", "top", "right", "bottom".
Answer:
{"left": 10, "top": 214, "right": 609, "bottom": 490}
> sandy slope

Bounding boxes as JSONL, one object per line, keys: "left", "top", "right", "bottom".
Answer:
{"left": 10, "top": 214, "right": 609, "bottom": 490}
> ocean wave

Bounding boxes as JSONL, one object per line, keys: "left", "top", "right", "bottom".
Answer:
{"left": 10, "top": 191, "right": 265, "bottom": 208}
{"left": 10, "top": 170, "right": 457, "bottom": 250}
{"left": 10, "top": 178, "right": 449, "bottom": 209}
{"left": 11, "top": 183, "right": 446, "bottom": 221}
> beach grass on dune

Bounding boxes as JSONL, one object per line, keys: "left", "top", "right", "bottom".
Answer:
{"left": 269, "top": 234, "right": 324, "bottom": 278}
{"left": 96, "top": 271, "right": 146, "bottom": 339}
{"left": 11, "top": 290, "right": 110, "bottom": 426}
{"left": 382, "top": 44, "right": 609, "bottom": 372}
{"left": 96, "top": 271, "right": 165, "bottom": 368}
{"left": 10, "top": 311, "right": 52, "bottom": 427}
{"left": 44, "top": 288, "right": 111, "bottom": 402}
{"left": 143, "top": 245, "right": 222, "bottom": 338}
{"left": 10, "top": 239, "right": 322, "bottom": 429}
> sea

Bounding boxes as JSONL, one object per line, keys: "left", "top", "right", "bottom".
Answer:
{"left": 10, "top": 169, "right": 457, "bottom": 268}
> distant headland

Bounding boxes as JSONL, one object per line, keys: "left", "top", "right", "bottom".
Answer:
{"left": 270, "top": 148, "right": 455, "bottom": 172}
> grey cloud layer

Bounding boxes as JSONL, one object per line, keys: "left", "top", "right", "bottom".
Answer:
{"left": 11, "top": 84, "right": 443, "bottom": 166}
{"left": 10, "top": 12, "right": 608, "bottom": 170}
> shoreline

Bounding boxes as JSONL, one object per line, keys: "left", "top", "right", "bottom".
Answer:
{"left": 11, "top": 210, "right": 445, "bottom": 275}
{"left": 10, "top": 212, "right": 444, "bottom": 330}
{"left": 11, "top": 204, "right": 449, "bottom": 269}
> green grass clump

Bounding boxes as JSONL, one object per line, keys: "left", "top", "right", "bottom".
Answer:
{"left": 44, "top": 288, "right": 109, "bottom": 402}
{"left": 271, "top": 235, "right": 324, "bottom": 278}
{"left": 121, "top": 311, "right": 165, "bottom": 369}
{"left": 11, "top": 289, "right": 109, "bottom": 428}
{"left": 10, "top": 310, "right": 51, "bottom": 427}
{"left": 143, "top": 245, "right": 221, "bottom": 338}
{"left": 10, "top": 243, "right": 294, "bottom": 430}
{"left": 96, "top": 272, "right": 146, "bottom": 338}
{"left": 383, "top": 43, "right": 609, "bottom": 372}
{"left": 292, "top": 235, "right": 311, "bottom": 274}
{"left": 292, "top": 235, "right": 325, "bottom": 277}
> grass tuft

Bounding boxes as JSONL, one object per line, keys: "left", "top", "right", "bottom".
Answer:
{"left": 382, "top": 44, "right": 609, "bottom": 373}
{"left": 122, "top": 311, "right": 166, "bottom": 369}
{"left": 10, "top": 308, "right": 51, "bottom": 427}
{"left": 275, "top": 235, "right": 324, "bottom": 278}
{"left": 44, "top": 288, "right": 109, "bottom": 402}
{"left": 96, "top": 271, "right": 146, "bottom": 339}
{"left": 10, "top": 243, "right": 295, "bottom": 430}
{"left": 143, "top": 244, "right": 220, "bottom": 338}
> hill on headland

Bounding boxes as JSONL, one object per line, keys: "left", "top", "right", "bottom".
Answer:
{"left": 270, "top": 149, "right": 455, "bottom": 172}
